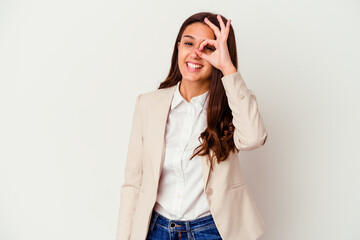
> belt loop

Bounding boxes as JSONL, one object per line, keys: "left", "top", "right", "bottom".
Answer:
{"left": 150, "top": 211, "right": 159, "bottom": 231}
{"left": 185, "top": 221, "right": 192, "bottom": 239}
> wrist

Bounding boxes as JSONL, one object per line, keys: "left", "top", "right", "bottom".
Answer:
{"left": 221, "top": 65, "right": 237, "bottom": 76}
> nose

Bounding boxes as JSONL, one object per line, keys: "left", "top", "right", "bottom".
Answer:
{"left": 190, "top": 47, "right": 201, "bottom": 59}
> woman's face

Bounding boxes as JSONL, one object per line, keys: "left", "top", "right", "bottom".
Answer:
{"left": 177, "top": 22, "right": 215, "bottom": 83}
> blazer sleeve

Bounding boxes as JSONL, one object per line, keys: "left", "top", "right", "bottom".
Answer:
{"left": 221, "top": 71, "right": 268, "bottom": 151}
{"left": 116, "top": 94, "right": 143, "bottom": 240}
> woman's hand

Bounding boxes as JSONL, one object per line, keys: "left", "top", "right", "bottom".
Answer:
{"left": 195, "top": 15, "right": 237, "bottom": 76}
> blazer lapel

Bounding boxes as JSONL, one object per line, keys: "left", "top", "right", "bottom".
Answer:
{"left": 148, "top": 84, "right": 211, "bottom": 190}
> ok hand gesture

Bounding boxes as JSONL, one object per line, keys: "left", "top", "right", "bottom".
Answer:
{"left": 195, "top": 15, "right": 237, "bottom": 76}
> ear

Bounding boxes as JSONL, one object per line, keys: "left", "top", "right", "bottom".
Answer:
{"left": 177, "top": 42, "right": 180, "bottom": 49}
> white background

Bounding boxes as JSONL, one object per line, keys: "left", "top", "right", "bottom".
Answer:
{"left": 0, "top": 0, "right": 359, "bottom": 239}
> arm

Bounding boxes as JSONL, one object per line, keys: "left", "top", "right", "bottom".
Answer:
{"left": 221, "top": 71, "right": 268, "bottom": 151}
{"left": 195, "top": 15, "right": 267, "bottom": 151}
{"left": 116, "top": 94, "right": 143, "bottom": 240}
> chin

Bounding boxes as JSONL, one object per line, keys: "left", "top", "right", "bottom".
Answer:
{"left": 181, "top": 70, "right": 211, "bottom": 81}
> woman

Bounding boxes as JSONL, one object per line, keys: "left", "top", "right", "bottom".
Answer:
{"left": 116, "top": 12, "right": 268, "bottom": 240}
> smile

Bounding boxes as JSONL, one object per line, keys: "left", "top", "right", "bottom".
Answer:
{"left": 186, "top": 62, "right": 203, "bottom": 72}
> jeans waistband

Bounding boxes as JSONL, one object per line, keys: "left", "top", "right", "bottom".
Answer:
{"left": 149, "top": 210, "right": 216, "bottom": 232}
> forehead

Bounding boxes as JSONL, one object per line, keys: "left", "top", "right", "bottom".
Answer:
{"left": 181, "top": 22, "right": 215, "bottom": 41}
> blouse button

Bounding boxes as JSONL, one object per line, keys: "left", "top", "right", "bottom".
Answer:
{"left": 206, "top": 187, "right": 213, "bottom": 196}
{"left": 239, "top": 93, "right": 245, "bottom": 99}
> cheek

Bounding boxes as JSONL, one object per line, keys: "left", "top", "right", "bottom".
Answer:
{"left": 204, "top": 63, "right": 213, "bottom": 70}
{"left": 204, "top": 65, "right": 213, "bottom": 75}
{"left": 178, "top": 51, "right": 186, "bottom": 62}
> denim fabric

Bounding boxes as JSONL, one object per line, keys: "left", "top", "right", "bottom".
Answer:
{"left": 146, "top": 210, "right": 222, "bottom": 240}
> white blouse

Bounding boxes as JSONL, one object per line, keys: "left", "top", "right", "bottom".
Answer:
{"left": 153, "top": 80, "right": 211, "bottom": 220}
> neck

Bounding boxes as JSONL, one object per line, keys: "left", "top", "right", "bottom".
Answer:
{"left": 179, "top": 79, "right": 210, "bottom": 103}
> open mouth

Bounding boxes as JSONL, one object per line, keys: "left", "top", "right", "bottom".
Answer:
{"left": 186, "top": 62, "right": 203, "bottom": 72}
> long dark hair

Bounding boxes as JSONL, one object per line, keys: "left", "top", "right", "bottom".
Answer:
{"left": 158, "top": 12, "right": 239, "bottom": 171}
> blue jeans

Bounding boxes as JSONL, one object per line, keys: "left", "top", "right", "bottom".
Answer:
{"left": 146, "top": 210, "right": 222, "bottom": 240}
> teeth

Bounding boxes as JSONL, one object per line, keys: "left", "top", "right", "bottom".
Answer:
{"left": 187, "top": 62, "right": 202, "bottom": 69}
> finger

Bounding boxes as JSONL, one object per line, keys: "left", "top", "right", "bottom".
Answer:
{"left": 199, "top": 39, "right": 217, "bottom": 51}
{"left": 225, "top": 19, "right": 231, "bottom": 40}
{"left": 195, "top": 48, "right": 210, "bottom": 61}
{"left": 217, "top": 14, "right": 226, "bottom": 33}
{"left": 204, "top": 17, "right": 221, "bottom": 38}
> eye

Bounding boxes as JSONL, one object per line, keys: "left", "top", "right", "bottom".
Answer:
{"left": 205, "top": 45, "right": 215, "bottom": 51}
{"left": 184, "top": 42, "right": 214, "bottom": 51}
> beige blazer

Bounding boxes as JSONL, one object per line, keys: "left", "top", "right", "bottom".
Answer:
{"left": 116, "top": 71, "right": 268, "bottom": 240}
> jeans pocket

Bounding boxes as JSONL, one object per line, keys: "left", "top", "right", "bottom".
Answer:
{"left": 148, "top": 212, "right": 159, "bottom": 231}
{"left": 146, "top": 223, "right": 169, "bottom": 240}
{"left": 192, "top": 224, "right": 222, "bottom": 240}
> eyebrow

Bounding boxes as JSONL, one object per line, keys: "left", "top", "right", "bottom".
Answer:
{"left": 182, "top": 35, "right": 205, "bottom": 42}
